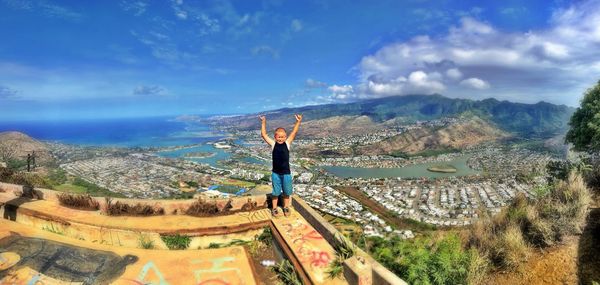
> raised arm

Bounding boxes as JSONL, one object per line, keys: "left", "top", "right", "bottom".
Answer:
{"left": 286, "top": 114, "right": 303, "bottom": 145}
{"left": 259, "top": 115, "right": 275, "bottom": 147}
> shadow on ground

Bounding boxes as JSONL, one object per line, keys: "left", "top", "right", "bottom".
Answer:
{"left": 578, "top": 206, "right": 600, "bottom": 285}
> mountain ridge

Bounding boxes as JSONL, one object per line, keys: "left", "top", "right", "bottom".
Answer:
{"left": 211, "top": 94, "right": 575, "bottom": 138}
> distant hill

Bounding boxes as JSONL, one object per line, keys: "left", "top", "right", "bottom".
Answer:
{"left": 358, "top": 116, "right": 510, "bottom": 155}
{"left": 213, "top": 94, "right": 575, "bottom": 138}
{"left": 0, "top": 131, "right": 51, "bottom": 164}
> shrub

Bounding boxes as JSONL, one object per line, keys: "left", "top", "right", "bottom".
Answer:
{"left": 105, "top": 197, "right": 165, "bottom": 216}
{"left": 466, "top": 249, "right": 489, "bottom": 285}
{"left": 47, "top": 168, "right": 67, "bottom": 185}
{"left": 73, "top": 177, "right": 126, "bottom": 198}
{"left": 522, "top": 206, "right": 554, "bottom": 247}
{"left": 160, "top": 234, "right": 191, "bottom": 250}
{"left": 207, "top": 242, "right": 223, "bottom": 249}
{"left": 138, "top": 234, "right": 155, "bottom": 249}
{"left": 469, "top": 194, "right": 531, "bottom": 270}
{"left": 256, "top": 227, "right": 272, "bottom": 246}
{"left": 584, "top": 157, "right": 600, "bottom": 190}
{"left": 327, "top": 233, "right": 356, "bottom": 278}
{"left": 367, "top": 234, "right": 478, "bottom": 285}
{"left": 185, "top": 198, "right": 220, "bottom": 216}
{"left": 57, "top": 193, "right": 100, "bottom": 211}
{"left": 490, "top": 224, "right": 529, "bottom": 270}
{"left": 241, "top": 198, "right": 258, "bottom": 211}
{"left": 331, "top": 232, "right": 356, "bottom": 260}
{"left": 272, "top": 260, "right": 302, "bottom": 285}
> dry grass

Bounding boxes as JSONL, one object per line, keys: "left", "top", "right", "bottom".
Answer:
{"left": 185, "top": 198, "right": 220, "bottom": 217}
{"left": 241, "top": 198, "right": 258, "bottom": 211}
{"left": 470, "top": 171, "right": 591, "bottom": 272}
{"left": 57, "top": 193, "right": 100, "bottom": 211}
{"left": 493, "top": 224, "right": 530, "bottom": 269}
{"left": 469, "top": 199, "right": 530, "bottom": 270}
{"left": 466, "top": 249, "right": 490, "bottom": 285}
{"left": 104, "top": 197, "right": 165, "bottom": 216}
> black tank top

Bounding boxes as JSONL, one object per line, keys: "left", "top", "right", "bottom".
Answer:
{"left": 272, "top": 142, "right": 290, "bottom": 174}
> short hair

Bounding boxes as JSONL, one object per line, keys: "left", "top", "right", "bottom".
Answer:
{"left": 274, "top": 127, "right": 286, "bottom": 134}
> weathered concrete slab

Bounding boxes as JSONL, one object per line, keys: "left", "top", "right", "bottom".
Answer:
{"left": 271, "top": 211, "right": 347, "bottom": 285}
{"left": 0, "top": 219, "right": 258, "bottom": 285}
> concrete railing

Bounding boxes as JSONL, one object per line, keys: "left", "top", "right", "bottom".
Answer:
{"left": 293, "top": 197, "right": 408, "bottom": 285}
{"left": 0, "top": 182, "right": 267, "bottom": 215}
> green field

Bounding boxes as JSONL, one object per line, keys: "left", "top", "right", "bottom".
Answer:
{"left": 53, "top": 183, "right": 88, "bottom": 193}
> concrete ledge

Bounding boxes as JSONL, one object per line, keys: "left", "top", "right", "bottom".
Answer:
{"left": 0, "top": 192, "right": 273, "bottom": 245}
{"left": 293, "top": 196, "right": 407, "bottom": 285}
{"left": 0, "top": 182, "right": 268, "bottom": 215}
{"left": 0, "top": 219, "right": 259, "bottom": 284}
{"left": 372, "top": 262, "right": 408, "bottom": 285}
{"left": 269, "top": 220, "right": 313, "bottom": 285}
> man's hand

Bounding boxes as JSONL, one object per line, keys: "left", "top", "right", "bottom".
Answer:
{"left": 295, "top": 114, "right": 303, "bottom": 122}
{"left": 259, "top": 115, "right": 266, "bottom": 124}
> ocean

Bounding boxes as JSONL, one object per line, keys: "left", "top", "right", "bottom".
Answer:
{"left": 0, "top": 116, "right": 226, "bottom": 147}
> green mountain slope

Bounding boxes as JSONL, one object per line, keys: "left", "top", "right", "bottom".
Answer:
{"left": 212, "top": 94, "right": 575, "bottom": 137}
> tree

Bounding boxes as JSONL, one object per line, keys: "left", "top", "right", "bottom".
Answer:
{"left": 0, "top": 141, "right": 17, "bottom": 163}
{"left": 566, "top": 80, "right": 600, "bottom": 153}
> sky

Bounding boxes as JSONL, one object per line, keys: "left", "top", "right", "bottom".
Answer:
{"left": 1, "top": 0, "right": 600, "bottom": 120}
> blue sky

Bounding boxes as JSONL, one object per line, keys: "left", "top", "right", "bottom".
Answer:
{"left": 1, "top": 0, "right": 599, "bottom": 120}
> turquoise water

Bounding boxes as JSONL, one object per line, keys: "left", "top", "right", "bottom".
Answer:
{"left": 157, "top": 143, "right": 270, "bottom": 168}
{"left": 322, "top": 155, "right": 479, "bottom": 179}
{"left": 0, "top": 116, "right": 225, "bottom": 147}
{"left": 241, "top": 156, "right": 268, "bottom": 165}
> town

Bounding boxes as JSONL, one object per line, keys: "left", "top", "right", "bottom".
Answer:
{"left": 47, "top": 120, "right": 558, "bottom": 241}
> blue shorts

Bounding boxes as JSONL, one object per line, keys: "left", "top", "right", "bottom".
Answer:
{"left": 271, "top": 172, "right": 293, "bottom": 196}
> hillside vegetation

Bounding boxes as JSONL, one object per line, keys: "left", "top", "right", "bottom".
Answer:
{"left": 0, "top": 131, "right": 52, "bottom": 167}
{"left": 359, "top": 116, "right": 510, "bottom": 155}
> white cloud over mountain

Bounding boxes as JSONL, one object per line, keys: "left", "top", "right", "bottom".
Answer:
{"left": 326, "top": 0, "right": 600, "bottom": 106}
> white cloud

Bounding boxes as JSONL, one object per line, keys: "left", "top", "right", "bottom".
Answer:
{"left": 291, "top": 19, "right": 303, "bottom": 32}
{"left": 460, "top": 78, "right": 490, "bottom": 89}
{"left": 197, "top": 13, "right": 220, "bottom": 35}
{"left": 500, "top": 6, "right": 527, "bottom": 17}
{"left": 133, "top": 85, "right": 167, "bottom": 96}
{"left": 305, "top": 78, "right": 327, "bottom": 88}
{"left": 328, "top": 84, "right": 353, "bottom": 93}
{"left": 251, "top": 45, "right": 280, "bottom": 59}
{"left": 120, "top": 1, "right": 147, "bottom": 17}
{"left": 341, "top": 0, "right": 600, "bottom": 106}
{"left": 446, "top": 68, "right": 463, "bottom": 80}
{"left": 328, "top": 84, "right": 354, "bottom": 100}
{"left": 4, "top": 0, "right": 83, "bottom": 20}
{"left": 0, "top": 85, "right": 18, "bottom": 99}
{"left": 408, "top": 71, "right": 446, "bottom": 92}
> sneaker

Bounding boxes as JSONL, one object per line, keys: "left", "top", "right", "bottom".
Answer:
{"left": 283, "top": 207, "right": 291, "bottom": 217}
{"left": 271, "top": 208, "right": 280, "bottom": 217}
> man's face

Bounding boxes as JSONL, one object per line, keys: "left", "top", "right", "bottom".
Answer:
{"left": 275, "top": 130, "right": 287, "bottom": 144}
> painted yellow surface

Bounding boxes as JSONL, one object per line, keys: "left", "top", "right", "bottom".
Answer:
{"left": 272, "top": 211, "right": 347, "bottom": 285}
{"left": 0, "top": 252, "right": 21, "bottom": 270}
{"left": 0, "top": 191, "right": 351, "bottom": 284}
{"left": 0, "top": 219, "right": 258, "bottom": 285}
